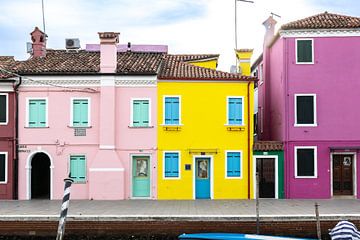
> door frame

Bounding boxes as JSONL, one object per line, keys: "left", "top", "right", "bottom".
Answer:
{"left": 193, "top": 155, "right": 214, "bottom": 200}
{"left": 130, "top": 154, "right": 152, "bottom": 199}
{"left": 252, "top": 155, "right": 278, "bottom": 199}
{"left": 26, "top": 150, "right": 54, "bottom": 200}
{"left": 330, "top": 152, "right": 357, "bottom": 197}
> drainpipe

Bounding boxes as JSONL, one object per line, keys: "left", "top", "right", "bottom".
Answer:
{"left": 247, "top": 81, "right": 251, "bottom": 199}
{"left": 13, "top": 76, "right": 22, "bottom": 199}
{"left": 283, "top": 38, "right": 289, "bottom": 198}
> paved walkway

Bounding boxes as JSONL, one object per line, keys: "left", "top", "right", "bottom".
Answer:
{"left": 1, "top": 199, "right": 360, "bottom": 221}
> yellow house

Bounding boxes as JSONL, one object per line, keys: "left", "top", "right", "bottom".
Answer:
{"left": 157, "top": 56, "right": 256, "bottom": 199}
{"left": 235, "top": 49, "right": 253, "bottom": 76}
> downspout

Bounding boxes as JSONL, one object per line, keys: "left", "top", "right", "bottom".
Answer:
{"left": 13, "top": 76, "right": 22, "bottom": 199}
{"left": 247, "top": 81, "right": 251, "bottom": 199}
{"left": 283, "top": 38, "right": 290, "bottom": 198}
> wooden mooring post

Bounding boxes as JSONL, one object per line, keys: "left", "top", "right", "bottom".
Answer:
{"left": 256, "top": 172, "right": 260, "bottom": 234}
{"left": 56, "top": 178, "right": 74, "bottom": 240}
{"left": 315, "top": 202, "right": 321, "bottom": 240}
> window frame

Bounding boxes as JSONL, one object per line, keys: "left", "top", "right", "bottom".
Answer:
{"left": 69, "top": 154, "right": 87, "bottom": 183}
{"left": 294, "top": 146, "right": 318, "bottom": 178}
{"left": 225, "top": 150, "right": 243, "bottom": 179}
{"left": 294, "top": 94, "right": 317, "bottom": 127}
{"left": 70, "top": 97, "right": 91, "bottom": 127}
{"left": 0, "top": 93, "right": 8, "bottom": 125}
{"left": 163, "top": 151, "right": 181, "bottom": 180}
{"left": 226, "top": 96, "right": 245, "bottom": 126}
{"left": 25, "top": 97, "right": 48, "bottom": 128}
{"left": 162, "top": 95, "right": 182, "bottom": 126}
{"left": 0, "top": 152, "right": 8, "bottom": 184}
{"left": 130, "top": 98, "right": 151, "bottom": 127}
{"left": 295, "top": 38, "right": 314, "bottom": 64}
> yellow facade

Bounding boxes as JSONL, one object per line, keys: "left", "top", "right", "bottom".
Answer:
{"left": 235, "top": 49, "right": 253, "bottom": 76}
{"left": 187, "top": 59, "right": 218, "bottom": 70}
{"left": 157, "top": 81, "right": 254, "bottom": 199}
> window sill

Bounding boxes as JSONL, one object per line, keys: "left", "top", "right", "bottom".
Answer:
{"left": 68, "top": 126, "right": 92, "bottom": 128}
{"left": 294, "top": 124, "right": 317, "bottom": 127}
{"left": 163, "top": 177, "right": 181, "bottom": 180}
{"left": 225, "top": 124, "right": 245, "bottom": 131}
{"left": 294, "top": 176, "right": 318, "bottom": 179}
{"left": 128, "top": 126, "right": 154, "bottom": 129}
{"left": 225, "top": 176, "right": 242, "bottom": 179}
{"left": 295, "top": 61, "right": 314, "bottom": 65}
{"left": 24, "top": 126, "right": 49, "bottom": 128}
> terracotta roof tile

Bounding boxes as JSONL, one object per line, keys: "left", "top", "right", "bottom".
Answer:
{"left": 253, "top": 141, "right": 283, "bottom": 151}
{"left": 167, "top": 54, "right": 219, "bottom": 62}
{"left": 159, "top": 56, "right": 255, "bottom": 81}
{"left": 0, "top": 56, "right": 16, "bottom": 79}
{"left": 281, "top": 12, "right": 360, "bottom": 30}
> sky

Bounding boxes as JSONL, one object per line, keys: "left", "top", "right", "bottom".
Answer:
{"left": 1, "top": 0, "right": 360, "bottom": 72}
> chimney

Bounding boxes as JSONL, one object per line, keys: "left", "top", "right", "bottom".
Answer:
{"left": 235, "top": 49, "right": 254, "bottom": 76}
{"left": 262, "top": 16, "right": 277, "bottom": 47}
{"left": 98, "top": 32, "right": 119, "bottom": 73}
{"left": 30, "top": 27, "right": 47, "bottom": 58}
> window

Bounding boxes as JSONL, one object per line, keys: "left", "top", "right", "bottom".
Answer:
{"left": 295, "top": 146, "right": 317, "bottom": 178}
{"left": 164, "top": 96, "right": 180, "bottom": 125}
{"left": 227, "top": 97, "right": 244, "bottom": 125}
{"left": 70, "top": 155, "right": 86, "bottom": 182}
{"left": 226, "top": 151, "right": 242, "bottom": 178}
{"left": 0, "top": 94, "right": 8, "bottom": 125}
{"left": 295, "top": 94, "right": 317, "bottom": 126}
{"left": 72, "top": 99, "right": 89, "bottom": 127}
{"left": 132, "top": 99, "right": 150, "bottom": 127}
{"left": 0, "top": 152, "right": 7, "bottom": 183}
{"left": 28, "top": 99, "right": 47, "bottom": 127}
{"left": 296, "top": 39, "right": 313, "bottom": 64}
{"left": 164, "top": 152, "right": 180, "bottom": 178}
{"left": 259, "top": 64, "right": 263, "bottom": 84}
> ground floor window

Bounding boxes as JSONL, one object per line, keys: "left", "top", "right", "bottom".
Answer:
{"left": 70, "top": 155, "right": 86, "bottom": 183}
{"left": 295, "top": 146, "right": 317, "bottom": 178}
{"left": 226, "top": 151, "right": 242, "bottom": 178}
{"left": 164, "top": 152, "right": 180, "bottom": 178}
{"left": 0, "top": 152, "right": 7, "bottom": 183}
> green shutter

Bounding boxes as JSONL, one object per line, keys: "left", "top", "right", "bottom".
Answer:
{"left": 29, "top": 99, "right": 46, "bottom": 127}
{"left": 133, "top": 100, "right": 149, "bottom": 127}
{"left": 73, "top": 99, "right": 88, "bottom": 127}
{"left": 140, "top": 101, "right": 149, "bottom": 126}
{"left": 70, "top": 155, "right": 86, "bottom": 182}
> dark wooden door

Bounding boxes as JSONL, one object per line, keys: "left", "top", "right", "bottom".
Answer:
{"left": 333, "top": 155, "right": 353, "bottom": 195}
{"left": 256, "top": 158, "right": 275, "bottom": 198}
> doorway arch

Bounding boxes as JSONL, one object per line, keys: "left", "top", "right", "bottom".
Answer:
{"left": 26, "top": 150, "right": 54, "bottom": 199}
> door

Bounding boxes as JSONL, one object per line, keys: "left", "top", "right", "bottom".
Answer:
{"left": 195, "top": 157, "right": 210, "bottom": 199}
{"left": 333, "top": 155, "right": 353, "bottom": 195}
{"left": 256, "top": 158, "right": 275, "bottom": 198}
{"left": 132, "top": 156, "right": 150, "bottom": 198}
{"left": 31, "top": 153, "right": 50, "bottom": 199}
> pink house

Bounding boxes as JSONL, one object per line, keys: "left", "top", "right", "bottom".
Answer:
{"left": 16, "top": 28, "right": 163, "bottom": 200}
{"left": 256, "top": 12, "right": 360, "bottom": 199}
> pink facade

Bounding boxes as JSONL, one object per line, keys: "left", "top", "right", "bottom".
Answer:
{"left": 258, "top": 15, "right": 360, "bottom": 199}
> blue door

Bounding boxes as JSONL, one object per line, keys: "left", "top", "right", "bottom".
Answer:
{"left": 195, "top": 157, "right": 211, "bottom": 199}
{"left": 132, "top": 156, "right": 150, "bottom": 197}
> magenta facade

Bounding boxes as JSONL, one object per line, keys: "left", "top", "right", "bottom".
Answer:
{"left": 258, "top": 15, "right": 360, "bottom": 199}
{"left": 0, "top": 86, "right": 16, "bottom": 199}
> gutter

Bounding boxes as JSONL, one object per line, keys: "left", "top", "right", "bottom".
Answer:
{"left": 13, "top": 76, "right": 22, "bottom": 199}
{"left": 247, "top": 81, "right": 251, "bottom": 199}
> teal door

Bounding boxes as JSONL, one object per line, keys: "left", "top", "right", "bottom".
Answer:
{"left": 132, "top": 156, "right": 150, "bottom": 197}
{"left": 195, "top": 158, "right": 211, "bottom": 199}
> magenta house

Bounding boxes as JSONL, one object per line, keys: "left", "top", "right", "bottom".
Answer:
{"left": 257, "top": 12, "right": 360, "bottom": 199}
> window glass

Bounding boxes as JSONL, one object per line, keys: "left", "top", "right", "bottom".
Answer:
{"left": 296, "top": 95, "right": 314, "bottom": 124}
{"left": 0, "top": 154, "right": 6, "bottom": 182}
{"left": 297, "top": 148, "right": 315, "bottom": 177}
{"left": 0, "top": 95, "right": 7, "bottom": 123}
{"left": 297, "top": 40, "right": 313, "bottom": 63}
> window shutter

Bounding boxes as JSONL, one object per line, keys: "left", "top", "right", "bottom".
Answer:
{"left": 0, "top": 95, "right": 6, "bottom": 123}
{"left": 165, "top": 153, "right": 179, "bottom": 177}
{"left": 70, "top": 155, "right": 86, "bottom": 182}
{"left": 78, "top": 156, "right": 86, "bottom": 180}
{"left": 171, "top": 98, "right": 179, "bottom": 124}
{"left": 165, "top": 154, "right": 172, "bottom": 177}
{"left": 133, "top": 101, "right": 141, "bottom": 126}
{"left": 233, "top": 152, "right": 241, "bottom": 176}
{"left": 165, "top": 98, "right": 172, "bottom": 124}
{"left": 227, "top": 152, "right": 241, "bottom": 177}
{"left": 80, "top": 100, "right": 88, "bottom": 125}
{"left": 141, "top": 101, "right": 149, "bottom": 126}
{"left": 38, "top": 100, "right": 46, "bottom": 126}
{"left": 227, "top": 153, "right": 234, "bottom": 176}
{"left": 229, "top": 98, "right": 242, "bottom": 125}
{"left": 28, "top": 101, "right": 38, "bottom": 127}
{"left": 234, "top": 98, "right": 242, "bottom": 124}
{"left": 73, "top": 101, "right": 81, "bottom": 126}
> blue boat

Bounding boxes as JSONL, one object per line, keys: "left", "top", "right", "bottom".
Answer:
{"left": 178, "top": 233, "right": 316, "bottom": 240}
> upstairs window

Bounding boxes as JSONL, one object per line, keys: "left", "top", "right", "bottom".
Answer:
{"left": 0, "top": 94, "right": 8, "bottom": 125}
{"left": 295, "top": 94, "right": 317, "bottom": 126}
{"left": 296, "top": 39, "right": 313, "bottom": 64}
{"left": 164, "top": 96, "right": 180, "bottom": 125}
{"left": 226, "top": 151, "right": 242, "bottom": 178}
{"left": 0, "top": 152, "right": 7, "bottom": 183}
{"left": 72, "top": 99, "right": 89, "bottom": 127}
{"left": 70, "top": 155, "right": 86, "bottom": 183}
{"left": 164, "top": 152, "right": 180, "bottom": 178}
{"left": 295, "top": 146, "right": 317, "bottom": 178}
{"left": 132, "top": 99, "right": 149, "bottom": 127}
{"left": 227, "top": 97, "right": 244, "bottom": 125}
{"left": 28, "top": 99, "right": 47, "bottom": 127}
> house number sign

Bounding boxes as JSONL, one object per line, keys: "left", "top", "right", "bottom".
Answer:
{"left": 343, "top": 157, "right": 351, "bottom": 166}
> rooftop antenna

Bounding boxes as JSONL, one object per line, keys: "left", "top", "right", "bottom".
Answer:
{"left": 271, "top": 12, "right": 281, "bottom": 19}
{"left": 41, "top": 0, "right": 46, "bottom": 36}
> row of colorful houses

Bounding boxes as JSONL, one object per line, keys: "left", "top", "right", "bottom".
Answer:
{"left": 1, "top": 11, "right": 360, "bottom": 200}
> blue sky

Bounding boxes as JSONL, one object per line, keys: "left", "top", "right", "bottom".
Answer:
{"left": 0, "top": 0, "right": 359, "bottom": 71}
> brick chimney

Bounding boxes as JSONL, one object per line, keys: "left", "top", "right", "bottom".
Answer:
{"left": 98, "top": 32, "right": 119, "bottom": 73}
{"left": 30, "top": 27, "right": 47, "bottom": 58}
{"left": 262, "top": 16, "right": 277, "bottom": 48}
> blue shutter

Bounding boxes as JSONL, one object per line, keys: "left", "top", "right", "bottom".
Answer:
{"left": 227, "top": 152, "right": 241, "bottom": 177}
{"left": 228, "top": 98, "right": 242, "bottom": 125}
{"left": 164, "top": 97, "right": 179, "bottom": 125}
{"left": 165, "top": 153, "right": 179, "bottom": 178}
{"left": 171, "top": 98, "right": 179, "bottom": 124}
{"left": 165, "top": 98, "right": 172, "bottom": 124}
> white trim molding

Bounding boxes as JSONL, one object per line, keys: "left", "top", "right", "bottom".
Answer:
{"left": 226, "top": 96, "right": 245, "bottom": 126}
{"left": 0, "top": 93, "right": 9, "bottom": 125}
{"left": 0, "top": 152, "right": 8, "bottom": 184}
{"left": 162, "top": 151, "right": 181, "bottom": 180}
{"left": 295, "top": 38, "right": 314, "bottom": 64}
{"left": 70, "top": 97, "right": 91, "bottom": 127}
{"left": 162, "top": 95, "right": 182, "bottom": 125}
{"left": 25, "top": 97, "right": 49, "bottom": 128}
{"left": 253, "top": 155, "right": 279, "bottom": 199}
{"left": 280, "top": 28, "right": 360, "bottom": 38}
{"left": 294, "top": 94, "right": 317, "bottom": 127}
{"left": 294, "top": 146, "right": 318, "bottom": 179}
{"left": 225, "top": 150, "right": 243, "bottom": 179}
{"left": 130, "top": 154, "right": 152, "bottom": 199}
